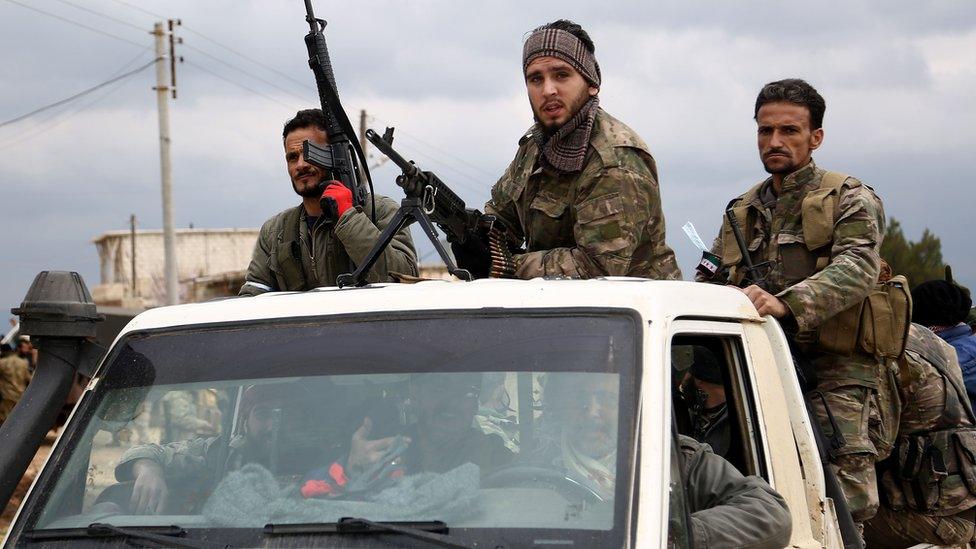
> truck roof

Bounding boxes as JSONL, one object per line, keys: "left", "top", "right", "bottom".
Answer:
{"left": 119, "top": 278, "right": 762, "bottom": 336}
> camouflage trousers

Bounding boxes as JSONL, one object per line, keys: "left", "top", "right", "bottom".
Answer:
{"left": 806, "top": 354, "right": 899, "bottom": 523}
{"left": 863, "top": 506, "right": 976, "bottom": 548}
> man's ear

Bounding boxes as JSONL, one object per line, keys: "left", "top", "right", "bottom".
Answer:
{"left": 810, "top": 128, "right": 824, "bottom": 151}
{"left": 588, "top": 85, "right": 599, "bottom": 97}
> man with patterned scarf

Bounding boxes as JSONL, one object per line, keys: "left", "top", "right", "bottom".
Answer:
{"left": 466, "top": 20, "right": 681, "bottom": 280}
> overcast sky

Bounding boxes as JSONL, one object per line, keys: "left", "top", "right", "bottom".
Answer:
{"left": 1, "top": 0, "right": 974, "bottom": 317}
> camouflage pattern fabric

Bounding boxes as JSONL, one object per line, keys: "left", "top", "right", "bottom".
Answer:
{"left": 864, "top": 325, "right": 976, "bottom": 546}
{"left": 0, "top": 354, "right": 32, "bottom": 425}
{"left": 701, "top": 160, "right": 886, "bottom": 334}
{"left": 864, "top": 506, "right": 976, "bottom": 548}
{"left": 116, "top": 434, "right": 248, "bottom": 483}
{"left": 485, "top": 108, "right": 681, "bottom": 280}
{"left": 807, "top": 363, "right": 899, "bottom": 522}
{"left": 706, "top": 160, "right": 893, "bottom": 524}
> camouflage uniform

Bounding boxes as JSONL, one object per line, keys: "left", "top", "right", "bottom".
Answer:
{"left": 0, "top": 354, "right": 32, "bottom": 425}
{"left": 704, "top": 160, "right": 896, "bottom": 523}
{"left": 485, "top": 108, "right": 681, "bottom": 280}
{"left": 680, "top": 435, "right": 792, "bottom": 548}
{"left": 864, "top": 324, "right": 976, "bottom": 548}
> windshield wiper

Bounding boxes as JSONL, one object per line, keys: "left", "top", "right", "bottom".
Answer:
{"left": 24, "top": 523, "right": 231, "bottom": 548}
{"left": 264, "top": 517, "right": 470, "bottom": 548}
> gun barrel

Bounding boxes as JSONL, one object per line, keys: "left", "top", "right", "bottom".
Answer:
{"left": 303, "top": 0, "right": 317, "bottom": 32}
{"left": 364, "top": 129, "right": 419, "bottom": 177}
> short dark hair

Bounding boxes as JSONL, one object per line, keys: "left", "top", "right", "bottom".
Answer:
{"left": 282, "top": 109, "right": 327, "bottom": 139}
{"left": 754, "top": 79, "right": 826, "bottom": 130}
{"left": 534, "top": 19, "right": 594, "bottom": 55}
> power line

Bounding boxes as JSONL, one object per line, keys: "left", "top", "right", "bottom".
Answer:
{"left": 180, "top": 26, "right": 317, "bottom": 93}
{"left": 107, "top": 0, "right": 164, "bottom": 20}
{"left": 51, "top": 0, "right": 145, "bottom": 32}
{"left": 370, "top": 115, "right": 499, "bottom": 179}
{"left": 3, "top": 0, "right": 146, "bottom": 48}
{"left": 182, "top": 43, "right": 313, "bottom": 105}
{"left": 183, "top": 60, "right": 300, "bottom": 112}
{"left": 0, "top": 69, "right": 140, "bottom": 151}
{"left": 109, "top": 0, "right": 318, "bottom": 96}
{"left": 0, "top": 48, "right": 153, "bottom": 148}
{"left": 0, "top": 58, "right": 158, "bottom": 129}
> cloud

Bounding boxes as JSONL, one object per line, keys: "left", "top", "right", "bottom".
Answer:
{"left": 1, "top": 0, "right": 975, "bottom": 316}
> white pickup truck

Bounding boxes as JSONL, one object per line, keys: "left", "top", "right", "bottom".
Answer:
{"left": 0, "top": 276, "right": 950, "bottom": 547}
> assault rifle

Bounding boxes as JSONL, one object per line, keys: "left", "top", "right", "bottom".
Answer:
{"left": 300, "top": 0, "right": 374, "bottom": 223}
{"left": 725, "top": 208, "right": 864, "bottom": 549}
{"left": 335, "top": 128, "right": 488, "bottom": 288}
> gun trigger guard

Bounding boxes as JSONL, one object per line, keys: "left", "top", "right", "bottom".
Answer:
{"left": 423, "top": 184, "right": 436, "bottom": 215}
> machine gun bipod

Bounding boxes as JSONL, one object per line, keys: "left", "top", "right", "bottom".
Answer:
{"left": 336, "top": 128, "right": 484, "bottom": 287}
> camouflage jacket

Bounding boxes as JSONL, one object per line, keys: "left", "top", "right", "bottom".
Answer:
{"left": 0, "top": 354, "right": 31, "bottom": 423}
{"left": 879, "top": 324, "right": 976, "bottom": 515}
{"left": 485, "top": 108, "right": 681, "bottom": 280}
{"left": 115, "top": 434, "right": 249, "bottom": 483}
{"left": 680, "top": 435, "right": 792, "bottom": 549}
{"left": 240, "top": 194, "right": 417, "bottom": 295}
{"left": 702, "top": 160, "right": 885, "bottom": 333}
{"left": 895, "top": 324, "right": 974, "bottom": 435}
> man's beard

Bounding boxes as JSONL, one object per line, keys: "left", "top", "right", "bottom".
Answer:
{"left": 761, "top": 151, "right": 797, "bottom": 175}
{"left": 292, "top": 170, "right": 324, "bottom": 198}
{"left": 534, "top": 86, "right": 593, "bottom": 135}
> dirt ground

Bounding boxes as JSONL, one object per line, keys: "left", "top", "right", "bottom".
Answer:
{"left": 0, "top": 430, "right": 57, "bottom": 537}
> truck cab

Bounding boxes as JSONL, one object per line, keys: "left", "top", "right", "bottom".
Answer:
{"left": 2, "top": 278, "right": 844, "bottom": 547}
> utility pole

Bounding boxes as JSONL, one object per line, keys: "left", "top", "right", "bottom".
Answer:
{"left": 130, "top": 214, "right": 138, "bottom": 296}
{"left": 153, "top": 21, "right": 178, "bottom": 305}
{"left": 359, "top": 109, "right": 368, "bottom": 157}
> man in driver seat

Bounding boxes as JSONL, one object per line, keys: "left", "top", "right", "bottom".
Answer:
{"left": 537, "top": 372, "right": 792, "bottom": 548}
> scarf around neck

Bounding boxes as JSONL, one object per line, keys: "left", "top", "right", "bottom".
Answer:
{"left": 533, "top": 96, "right": 599, "bottom": 174}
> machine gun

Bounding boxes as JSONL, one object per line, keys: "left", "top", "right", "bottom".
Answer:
{"left": 725, "top": 207, "right": 864, "bottom": 549}
{"left": 335, "top": 128, "right": 488, "bottom": 287}
{"left": 300, "top": 0, "right": 374, "bottom": 223}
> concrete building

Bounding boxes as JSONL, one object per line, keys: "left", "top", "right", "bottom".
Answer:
{"left": 92, "top": 227, "right": 458, "bottom": 309}
{"left": 92, "top": 228, "right": 258, "bottom": 308}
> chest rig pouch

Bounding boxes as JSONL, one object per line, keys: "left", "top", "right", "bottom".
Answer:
{"left": 881, "top": 340, "right": 976, "bottom": 515}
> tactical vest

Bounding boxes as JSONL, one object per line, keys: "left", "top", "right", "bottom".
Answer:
{"left": 719, "top": 171, "right": 911, "bottom": 359}
{"left": 880, "top": 339, "right": 976, "bottom": 515}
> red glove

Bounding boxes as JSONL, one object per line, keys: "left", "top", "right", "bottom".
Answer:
{"left": 321, "top": 181, "right": 354, "bottom": 218}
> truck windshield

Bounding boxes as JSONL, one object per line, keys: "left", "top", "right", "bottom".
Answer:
{"left": 21, "top": 312, "right": 639, "bottom": 547}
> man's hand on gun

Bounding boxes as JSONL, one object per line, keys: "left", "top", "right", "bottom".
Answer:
{"left": 320, "top": 181, "right": 353, "bottom": 219}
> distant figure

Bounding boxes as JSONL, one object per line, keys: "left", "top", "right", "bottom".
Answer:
{"left": 239, "top": 108, "right": 417, "bottom": 295}
{"left": 0, "top": 344, "right": 32, "bottom": 425}
{"left": 912, "top": 270, "right": 976, "bottom": 413}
